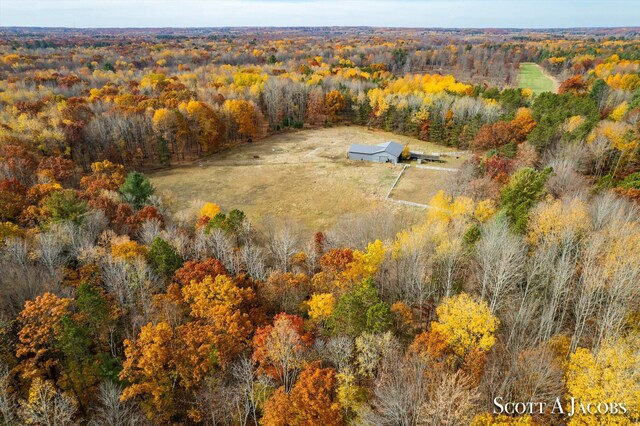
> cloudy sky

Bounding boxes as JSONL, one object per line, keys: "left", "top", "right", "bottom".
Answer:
{"left": 1, "top": 0, "right": 639, "bottom": 28}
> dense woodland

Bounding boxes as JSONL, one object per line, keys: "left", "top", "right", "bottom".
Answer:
{"left": 0, "top": 27, "right": 639, "bottom": 425}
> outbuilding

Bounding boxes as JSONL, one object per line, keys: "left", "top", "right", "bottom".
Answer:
{"left": 347, "top": 141, "right": 404, "bottom": 164}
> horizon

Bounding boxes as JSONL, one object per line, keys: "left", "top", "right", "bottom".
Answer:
{"left": 1, "top": 0, "right": 640, "bottom": 29}
{"left": 2, "top": 25, "right": 640, "bottom": 30}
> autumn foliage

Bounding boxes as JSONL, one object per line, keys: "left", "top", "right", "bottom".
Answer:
{"left": 1, "top": 26, "right": 640, "bottom": 426}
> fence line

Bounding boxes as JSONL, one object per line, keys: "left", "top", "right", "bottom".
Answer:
{"left": 435, "top": 150, "right": 470, "bottom": 156}
{"left": 387, "top": 198, "right": 430, "bottom": 209}
{"left": 415, "top": 165, "right": 459, "bottom": 172}
{"left": 386, "top": 164, "right": 408, "bottom": 199}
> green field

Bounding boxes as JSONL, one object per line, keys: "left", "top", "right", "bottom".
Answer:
{"left": 518, "top": 62, "right": 557, "bottom": 95}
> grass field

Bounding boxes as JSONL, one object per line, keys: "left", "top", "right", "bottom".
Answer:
{"left": 149, "top": 126, "right": 465, "bottom": 230}
{"left": 389, "top": 166, "right": 459, "bottom": 205}
{"left": 518, "top": 62, "right": 558, "bottom": 95}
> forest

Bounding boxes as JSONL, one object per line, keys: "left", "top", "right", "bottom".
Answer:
{"left": 0, "top": 26, "right": 639, "bottom": 425}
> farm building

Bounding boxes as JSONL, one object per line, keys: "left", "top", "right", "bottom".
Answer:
{"left": 409, "top": 151, "right": 443, "bottom": 163}
{"left": 348, "top": 141, "right": 404, "bottom": 164}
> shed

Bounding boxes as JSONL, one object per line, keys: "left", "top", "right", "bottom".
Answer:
{"left": 348, "top": 141, "right": 404, "bottom": 164}
{"left": 409, "top": 151, "right": 443, "bottom": 163}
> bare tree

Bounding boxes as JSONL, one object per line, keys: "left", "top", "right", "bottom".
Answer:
{"left": 262, "top": 78, "right": 285, "bottom": 128}
{"left": 138, "top": 219, "right": 163, "bottom": 246}
{"left": 571, "top": 232, "right": 606, "bottom": 350}
{"left": 192, "top": 229, "right": 212, "bottom": 261}
{"left": 329, "top": 208, "right": 413, "bottom": 250}
{"left": 0, "top": 237, "right": 54, "bottom": 317}
{"left": 476, "top": 220, "right": 526, "bottom": 313}
{"left": 89, "top": 381, "right": 145, "bottom": 426}
{"left": 35, "top": 230, "right": 68, "bottom": 280}
{"left": 509, "top": 346, "right": 564, "bottom": 407}
{"left": 101, "top": 256, "right": 131, "bottom": 309}
{"left": 314, "top": 335, "right": 354, "bottom": 372}
{"left": 388, "top": 228, "right": 434, "bottom": 319}
{"left": 545, "top": 158, "right": 587, "bottom": 198}
{"left": 590, "top": 191, "right": 638, "bottom": 231}
{"left": 19, "top": 379, "right": 77, "bottom": 426}
{"left": 361, "top": 352, "right": 429, "bottom": 426}
{"left": 263, "top": 219, "right": 300, "bottom": 273}
{"left": 2, "top": 237, "right": 28, "bottom": 269}
{"left": 230, "top": 357, "right": 274, "bottom": 426}
{"left": 239, "top": 244, "right": 266, "bottom": 281}
{"left": 195, "top": 377, "right": 238, "bottom": 426}
{"left": 164, "top": 224, "right": 192, "bottom": 260}
{"left": 301, "top": 239, "right": 321, "bottom": 276}
{"left": 100, "top": 256, "right": 161, "bottom": 334}
{"left": 434, "top": 233, "right": 466, "bottom": 299}
{"left": 282, "top": 81, "right": 308, "bottom": 124}
{"left": 58, "top": 211, "right": 108, "bottom": 258}
{"left": 535, "top": 237, "right": 577, "bottom": 344}
{"left": 0, "top": 364, "right": 17, "bottom": 426}
{"left": 206, "top": 229, "right": 236, "bottom": 275}
{"left": 419, "top": 371, "right": 480, "bottom": 426}
{"left": 505, "top": 251, "right": 545, "bottom": 353}
{"left": 594, "top": 229, "right": 640, "bottom": 349}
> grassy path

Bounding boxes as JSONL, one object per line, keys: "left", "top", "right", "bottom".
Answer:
{"left": 518, "top": 62, "right": 558, "bottom": 95}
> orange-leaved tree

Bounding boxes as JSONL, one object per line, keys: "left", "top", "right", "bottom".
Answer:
{"left": 253, "top": 313, "right": 313, "bottom": 393}
{"left": 16, "top": 293, "right": 72, "bottom": 381}
{"left": 181, "top": 274, "right": 255, "bottom": 368}
{"left": 261, "top": 361, "right": 344, "bottom": 426}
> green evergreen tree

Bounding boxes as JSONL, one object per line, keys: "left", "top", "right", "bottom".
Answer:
{"left": 147, "top": 237, "right": 183, "bottom": 276}
{"left": 500, "top": 167, "right": 553, "bottom": 232}
{"left": 120, "top": 171, "right": 155, "bottom": 209}
{"left": 327, "top": 278, "right": 392, "bottom": 337}
{"left": 157, "top": 136, "right": 171, "bottom": 166}
{"left": 205, "top": 209, "right": 246, "bottom": 234}
{"left": 42, "top": 189, "right": 87, "bottom": 225}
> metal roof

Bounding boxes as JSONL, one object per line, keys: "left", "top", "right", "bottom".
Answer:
{"left": 348, "top": 141, "right": 404, "bottom": 157}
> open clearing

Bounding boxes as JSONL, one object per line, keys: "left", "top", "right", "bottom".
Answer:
{"left": 150, "top": 126, "right": 466, "bottom": 230}
{"left": 518, "top": 62, "right": 558, "bottom": 94}
{"left": 389, "top": 166, "right": 458, "bottom": 206}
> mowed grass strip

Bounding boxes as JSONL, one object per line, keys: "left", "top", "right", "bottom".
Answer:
{"left": 518, "top": 62, "right": 557, "bottom": 95}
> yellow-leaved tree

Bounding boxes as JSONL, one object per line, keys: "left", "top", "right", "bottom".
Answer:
{"left": 335, "top": 370, "right": 367, "bottom": 420}
{"left": 120, "top": 322, "right": 181, "bottom": 419}
{"left": 471, "top": 413, "right": 537, "bottom": 425}
{"left": 342, "top": 239, "right": 386, "bottom": 285}
{"left": 427, "top": 191, "right": 496, "bottom": 296}
{"left": 199, "top": 202, "right": 220, "bottom": 219}
{"left": 223, "top": 99, "right": 257, "bottom": 139}
{"left": 179, "top": 100, "right": 224, "bottom": 152}
{"left": 430, "top": 293, "right": 499, "bottom": 358}
{"left": 111, "top": 238, "right": 148, "bottom": 261}
{"left": 609, "top": 101, "right": 628, "bottom": 122}
{"left": 588, "top": 120, "right": 638, "bottom": 176}
{"left": 565, "top": 335, "right": 639, "bottom": 425}
{"left": 307, "top": 293, "right": 335, "bottom": 322}
{"left": 527, "top": 197, "right": 591, "bottom": 246}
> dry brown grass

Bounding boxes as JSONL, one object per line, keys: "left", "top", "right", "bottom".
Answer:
{"left": 149, "top": 126, "right": 466, "bottom": 230}
{"left": 390, "top": 167, "right": 459, "bottom": 205}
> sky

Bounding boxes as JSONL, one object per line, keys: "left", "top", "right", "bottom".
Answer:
{"left": 1, "top": 0, "right": 639, "bottom": 29}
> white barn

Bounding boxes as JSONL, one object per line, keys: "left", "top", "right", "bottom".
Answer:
{"left": 347, "top": 141, "right": 404, "bottom": 164}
